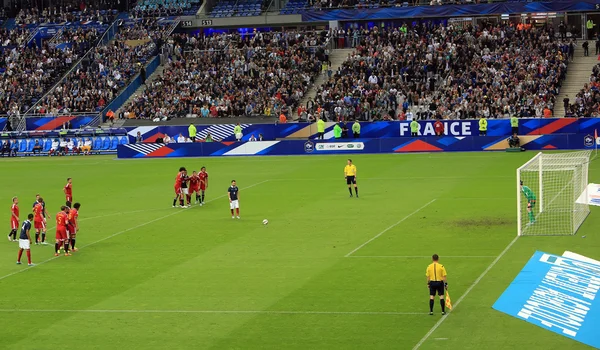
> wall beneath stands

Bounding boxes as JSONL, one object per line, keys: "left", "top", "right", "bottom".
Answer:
{"left": 0, "top": 117, "right": 6, "bottom": 131}
{"left": 124, "top": 118, "right": 600, "bottom": 143}
{"left": 101, "top": 55, "right": 160, "bottom": 121}
{"left": 25, "top": 116, "right": 96, "bottom": 130}
{"left": 117, "top": 133, "right": 599, "bottom": 158}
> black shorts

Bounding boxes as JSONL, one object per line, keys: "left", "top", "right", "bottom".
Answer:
{"left": 429, "top": 281, "right": 444, "bottom": 296}
{"left": 346, "top": 176, "right": 356, "bottom": 185}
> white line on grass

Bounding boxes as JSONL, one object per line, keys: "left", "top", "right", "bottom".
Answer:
{"left": 0, "top": 180, "right": 270, "bottom": 283}
{"left": 411, "top": 235, "right": 519, "bottom": 350}
{"left": 345, "top": 199, "right": 437, "bottom": 257}
{"left": 0, "top": 309, "right": 428, "bottom": 316}
{"left": 347, "top": 256, "right": 497, "bottom": 259}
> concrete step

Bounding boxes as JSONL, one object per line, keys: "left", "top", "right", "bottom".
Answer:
{"left": 554, "top": 46, "right": 598, "bottom": 118}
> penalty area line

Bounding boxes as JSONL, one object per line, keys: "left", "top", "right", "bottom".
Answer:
{"left": 411, "top": 235, "right": 519, "bottom": 350}
{"left": 345, "top": 199, "right": 437, "bottom": 257}
{"left": 0, "top": 180, "right": 270, "bottom": 283}
{"left": 0, "top": 309, "right": 429, "bottom": 316}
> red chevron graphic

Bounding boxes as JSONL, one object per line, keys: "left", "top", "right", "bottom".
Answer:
{"left": 146, "top": 146, "right": 173, "bottom": 157}
{"left": 527, "top": 118, "right": 577, "bottom": 135}
{"left": 542, "top": 144, "right": 557, "bottom": 149}
{"left": 395, "top": 140, "right": 442, "bottom": 152}
{"left": 36, "top": 116, "right": 76, "bottom": 130}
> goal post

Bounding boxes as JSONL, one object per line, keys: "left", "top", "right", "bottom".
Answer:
{"left": 517, "top": 151, "right": 592, "bottom": 236}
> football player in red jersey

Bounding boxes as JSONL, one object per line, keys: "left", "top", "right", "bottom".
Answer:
{"left": 33, "top": 197, "right": 46, "bottom": 245}
{"left": 199, "top": 167, "right": 209, "bottom": 205}
{"left": 189, "top": 171, "right": 201, "bottom": 205}
{"left": 172, "top": 167, "right": 186, "bottom": 208}
{"left": 180, "top": 170, "right": 190, "bottom": 207}
{"left": 64, "top": 178, "right": 73, "bottom": 207}
{"left": 55, "top": 206, "right": 70, "bottom": 256}
{"left": 67, "top": 203, "right": 80, "bottom": 251}
{"left": 8, "top": 196, "right": 19, "bottom": 242}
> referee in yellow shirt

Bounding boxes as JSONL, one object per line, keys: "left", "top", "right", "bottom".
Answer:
{"left": 426, "top": 254, "right": 448, "bottom": 315}
{"left": 344, "top": 159, "right": 358, "bottom": 198}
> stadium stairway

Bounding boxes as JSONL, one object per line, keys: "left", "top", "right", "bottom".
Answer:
{"left": 293, "top": 48, "right": 354, "bottom": 120}
{"left": 554, "top": 45, "right": 595, "bottom": 118}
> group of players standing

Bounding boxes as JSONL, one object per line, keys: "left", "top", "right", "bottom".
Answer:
{"left": 173, "top": 167, "right": 209, "bottom": 208}
{"left": 8, "top": 178, "right": 81, "bottom": 266}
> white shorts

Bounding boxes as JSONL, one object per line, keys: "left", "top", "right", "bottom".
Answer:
{"left": 181, "top": 188, "right": 189, "bottom": 195}
{"left": 19, "top": 239, "right": 30, "bottom": 250}
{"left": 235, "top": 133, "right": 243, "bottom": 140}
{"left": 229, "top": 200, "right": 239, "bottom": 209}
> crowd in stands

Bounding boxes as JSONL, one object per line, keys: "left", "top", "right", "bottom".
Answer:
{"left": 0, "top": 30, "right": 99, "bottom": 115}
{"left": 31, "top": 40, "right": 157, "bottom": 114}
{"left": 303, "top": 23, "right": 568, "bottom": 122}
{"left": 131, "top": 0, "right": 202, "bottom": 17}
{"left": 121, "top": 30, "right": 328, "bottom": 119}
{"left": 0, "top": 28, "right": 31, "bottom": 47}
{"left": 564, "top": 62, "right": 600, "bottom": 118}
{"left": 15, "top": 6, "right": 115, "bottom": 25}
{"left": 115, "top": 18, "right": 171, "bottom": 41}
{"left": 295, "top": 0, "right": 530, "bottom": 11}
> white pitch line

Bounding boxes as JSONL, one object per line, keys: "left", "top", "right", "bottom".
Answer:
{"left": 0, "top": 180, "right": 269, "bottom": 283}
{"left": 0, "top": 309, "right": 428, "bottom": 316}
{"left": 411, "top": 235, "right": 519, "bottom": 350}
{"left": 347, "top": 256, "right": 497, "bottom": 259}
{"left": 345, "top": 199, "right": 437, "bottom": 257}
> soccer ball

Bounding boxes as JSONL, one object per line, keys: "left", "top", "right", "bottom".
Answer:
{"left": 262, "top": 219, "right": 269, "bottom": 225}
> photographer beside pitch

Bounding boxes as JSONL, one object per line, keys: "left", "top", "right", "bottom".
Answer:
{"left": 426, "top": 254, "right": 448, "bottom": 315}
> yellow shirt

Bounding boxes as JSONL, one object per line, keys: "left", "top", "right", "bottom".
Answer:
{"left": 426, "top": 262, "right": 447, "bottom": 282}
{"left": 344, "top": 164, "right": 357, "bottom": 177}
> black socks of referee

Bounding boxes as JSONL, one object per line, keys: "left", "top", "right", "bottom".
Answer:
{"left": 440, "top": 299, "right": 446, "bottom": 313}
{"left": 429, "top": 299, "right": 434, "bottom": 312}
{"left": 348, "top": 188, "right": 353, "bottom": 196}
{"left": 354, "top": 187, "right": 358, "bottom": 196}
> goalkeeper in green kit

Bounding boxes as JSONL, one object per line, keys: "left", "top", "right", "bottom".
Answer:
{"left": 520, "top": 181, "right": 536, "bottom": 224}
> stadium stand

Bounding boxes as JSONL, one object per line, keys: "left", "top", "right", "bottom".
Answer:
{"left": 30, "top": 40, "right": 157, "bottom": 115}
{"left": 121, "top": 30, "right": 328, "bottom": 119}
{"left": 131, "top": 0, "right": 202, "bottom": 17}
{"left": 115, "top": 17, "right": 171, "bottom": 41}
{"left": 565, "top": 63, "right": 600, "bottom": 118}
{"left": 306, "top": 23, "right": 568, "bottom": 122}
{"left": 14, "top": 7, "right": 117, "bottom": 25}
{"left": 209, "top": 0, "right": 265, "bottom": 18}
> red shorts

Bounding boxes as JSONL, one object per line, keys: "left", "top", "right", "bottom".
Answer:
{"left": 67, "top": 225, "right": 75, "bottom": 235}
{"left": 56, "top": 228, "right": 68, "bottom": 241}
{"left": 34, "top": 220, "right": 46, "bottom": 230}
{"left": 189, "top": 186, "right": 199, "bottom": 193}
{"left": 200, "top": 184, "right": 206, "bottom": 191}
{"left": 11, "top": 219, "right": 18, "bottom": 230}
{"left": 66, "top": 195, "right": 72, "bottom": 202}
{"left": 174, "top": 186, "right": 181, "bottom": 195}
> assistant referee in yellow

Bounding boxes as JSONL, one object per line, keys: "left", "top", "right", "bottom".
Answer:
{"left": 426, "top": 254, "right": 448, "bottom": 315}
{"left": 344, "top": 159, "right": 358, "bottom": 198}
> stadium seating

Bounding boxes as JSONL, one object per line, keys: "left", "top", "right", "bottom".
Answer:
{"left": 210, "top": 0, "right": 263, "bottom": 17}
{"left": 308, "top": 24, "right": 568, "bottom": 121}
{"left": 122, "top": 30, "right": 327, "bottom": 119}
{"left": 132, "top": 0, "right": 202, "bottom": 17}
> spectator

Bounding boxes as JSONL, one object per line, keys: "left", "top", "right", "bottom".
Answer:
{"left": 177, "top": 133, "right": 186, "bottom": 143}
{"left": 135, "top": 132, "right": 143, "bottom": 143}
{"left": 434, "top": 119, "right": 444, "bottom": 136}
{"left": 249, "top": 134, "right": 257, "bottom": 141}
{"left": 163, "top": 134, "right": 172, "bottom": 143}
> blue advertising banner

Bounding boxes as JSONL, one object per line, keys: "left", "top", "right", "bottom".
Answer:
{"left": 301, "top": 0, "right": 600, "bottom": 22}
{"left": 493, "top": 251, "right": 600, "bottom": 349}
{"left": 117, "top": 133, "right": 595, "bottom": 158}
{"left": 0, "top": 117, "right": 6, "bottom": 131}
{"left": 125, "top": 118, "right": 600, "bottom": 143}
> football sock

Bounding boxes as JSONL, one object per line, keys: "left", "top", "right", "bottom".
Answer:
{"left": 440, "top": 299, "right": 445, "bottom": 313}
{"left": 230, "top": 209, "right": 234, "bottom": 215}
{"left": 71, "top": 239, "right": 76, "bottom": 249}
{"left": 35, "top": 233, "right": 40, "bottom": 243}
{"left": 173, "top": 198, "right": 177, "bottom": 206}
{"left": 354, "top": 187, "right": 358, "bottom": 196}
{"left": 187, "top": 195, "right": 191, "bottom": 205}
{"left": 236, "top": 208, "right": 240, "bottom": 216}
{"left": 528, "top": 211, "right": 535, "bottom": 222}
{"left": 41, "top": 233, "right": 46, "bottom": 243}
{"left": 348, "top": 188, "right": 352, "bottom": 196}
{"left": 196, "top": 194, "right": 200, "bottom": 202}
{"left": 26, "top": 250, "right": 31, "bottom": 264}
{"left": 55, "top": 243, "right": 60, "bottom": 254}
{"left": 201, "top": 193, "right": 205, "bottom": 202}
{"left": 429, "top": 299, "right": 434, "bottom": 312}
{"left": 64, "top": 242, "right": 69, "bottom": 254}
{"left": 17, "top": 249, "right": 23, "bottom": 262}
{"left": 180, "top": 198, "right": 184, "bottom": 206}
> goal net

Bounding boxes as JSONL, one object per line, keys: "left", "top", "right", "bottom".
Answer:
{"left": 517, "top": 151, "right": 592, "bottom": 236}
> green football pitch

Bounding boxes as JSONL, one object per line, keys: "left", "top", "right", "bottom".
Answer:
{"left": 1, "top": 152, "right": 599, "bottom": 350}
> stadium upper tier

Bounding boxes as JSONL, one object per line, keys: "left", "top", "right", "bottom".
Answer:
{"left": 132, "top": 0, "right": 202, "bottom": 17}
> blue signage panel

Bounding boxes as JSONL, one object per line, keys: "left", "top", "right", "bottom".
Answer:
{"left": 493, "top": 251, "right": 600, "bottom": 349}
